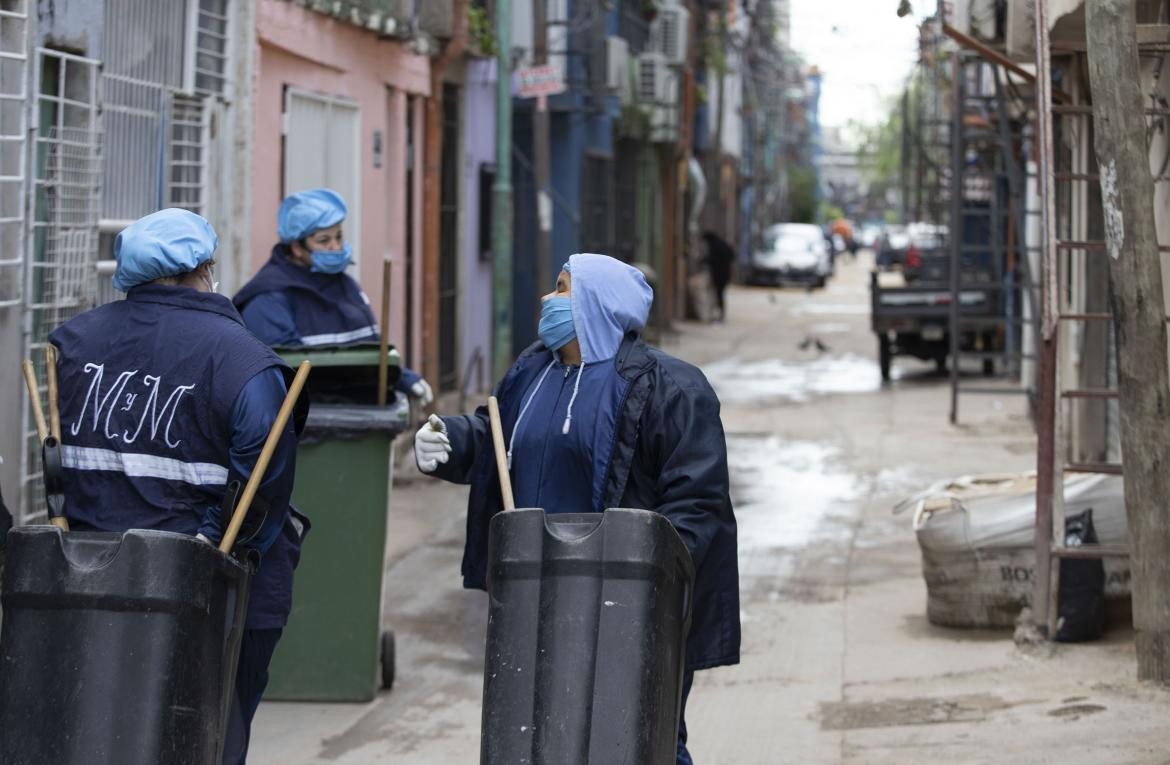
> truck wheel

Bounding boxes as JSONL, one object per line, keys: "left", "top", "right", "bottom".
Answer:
{"left": 982, "top": 358, "right": 995, "bottom": 377}
{"left": 879, "top": 337, "right": 892, "bottom": 382}
{"left": 381, "top": 630, "right": 396, "bottom": 691}
{"left": 936, "top": 355, "right": 947, "bottom": 374}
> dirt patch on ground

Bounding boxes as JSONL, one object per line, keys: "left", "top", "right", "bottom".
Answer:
{"left": 818, "top": 693, "right": 1014, "bottom": 730}
{"left": 1048, "top": 703, "right": 1108, "bottom": 719}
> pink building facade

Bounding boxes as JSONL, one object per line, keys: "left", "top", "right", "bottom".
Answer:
{"left": 251, "top": 0, "right": 431, "bottom": 366}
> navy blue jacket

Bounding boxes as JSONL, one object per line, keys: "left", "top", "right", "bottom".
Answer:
{"left": 234, "top": 245, "right": 420, "bottom": 390}
{"left": 434, "top": 335, "right": 741, "bottom": 672}
{"left": 49, "top": 285, "right": 307, "bottom": 629}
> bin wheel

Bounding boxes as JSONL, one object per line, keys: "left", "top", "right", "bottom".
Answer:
{"left": 381, "top": 630, "right": 396, "bottom": 691}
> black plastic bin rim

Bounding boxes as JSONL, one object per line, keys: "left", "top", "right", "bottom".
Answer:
{"left": 301, "top": 402, "right": 408, "bottom": 439}
{"left": 497, "top": 508, "right": 696, "bottom": 577}
{"left": 5, "top": 526, "right": 250, "bottom": 569}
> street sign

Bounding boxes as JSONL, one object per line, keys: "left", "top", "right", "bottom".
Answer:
{"left": 517, "top": 64, "right": 565, "bottom": 99}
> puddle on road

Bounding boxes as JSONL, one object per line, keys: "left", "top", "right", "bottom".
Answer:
{"left": 729, "top": 435, "right": 861, "bottom": 555}
{"left": 809, "top": 322, "right": 853, "bottom": 335}
{"left": 790, "top": 302, "right": 871, "bottom": 316}
{"left": 705, "top": 355, "right": 882, "bottom": 404}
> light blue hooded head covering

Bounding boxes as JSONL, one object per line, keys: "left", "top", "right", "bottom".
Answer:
{"left": 278, "top": 188, "right": 348, "bottom": 243}
{"left": 508, "top": 252, "right": 655, "bottom": 452}
{"left": 112, "top": 208, "right": 218, "bottom": 292}
{"left": 564, "top": 253, "right": 653, "bottom": 363}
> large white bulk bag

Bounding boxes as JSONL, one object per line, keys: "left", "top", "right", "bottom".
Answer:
{"left": 901, "top": 472, "right": 1128, "bottom": 628}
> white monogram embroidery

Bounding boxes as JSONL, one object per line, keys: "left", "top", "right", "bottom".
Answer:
{"left": 71, "top": 363, "right": 196, "bottom": 449}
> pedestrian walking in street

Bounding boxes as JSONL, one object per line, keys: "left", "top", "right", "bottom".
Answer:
{"left": 234, "top": 188, "right": 434, "bottom": 405}
{"left": 414, "top": 253, "right": 741, "bottom": 764}
{"left": 47, "top": 209, "right": 308, "bottom": 764}
{"left": 702, "top": 230, "right": 736, "bottom": 322}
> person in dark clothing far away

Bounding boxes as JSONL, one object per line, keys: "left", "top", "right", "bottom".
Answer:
{"left": 702, "top": 230, "right": 736, "bottom": 322}
{"left": 413, "top": 253, "right": 741, "bottom": 765}
{"left": 48, "top": 209, "right": 307, "bottom": 765}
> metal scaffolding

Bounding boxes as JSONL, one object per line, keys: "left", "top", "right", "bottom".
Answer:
{"left": 946, "top": 46, "right": 1039, "bottom": 422}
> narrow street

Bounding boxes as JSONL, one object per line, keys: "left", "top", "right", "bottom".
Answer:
{"left": 251, "top": 254, "right": 1170, "bottom": 764}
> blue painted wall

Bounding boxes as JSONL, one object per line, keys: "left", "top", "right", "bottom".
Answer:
{"left": 510, "top": 0, "right": 619, "bottom": 357}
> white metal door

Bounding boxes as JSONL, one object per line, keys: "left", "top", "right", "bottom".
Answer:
{"left": 283, "top": 87, "right": 361, "bottom": 268}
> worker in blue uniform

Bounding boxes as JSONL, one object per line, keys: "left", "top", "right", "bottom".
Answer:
{"left": 234, "top": 188, "right": 433, "bottom": 405}
{"left": 414, "top": 253, "right": 740, "bottom": 765}
{"left": 48, "top": 208, "right": 308, "bottom": 765}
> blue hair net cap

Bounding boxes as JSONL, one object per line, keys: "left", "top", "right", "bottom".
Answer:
{"left": 112, "top": 208, "right": 218, "bottom": 292}
{"left": 278, "top": 188, "right": 348, "bottom": 243}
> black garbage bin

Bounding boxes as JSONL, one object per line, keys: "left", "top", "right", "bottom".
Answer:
{"left": 481, "top": 508, "right": 695, "bottom": 765}
{"left": 0, "top": 526, "right": 249, "bottom": 765}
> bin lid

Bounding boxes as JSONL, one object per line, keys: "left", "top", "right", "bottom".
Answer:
{"left": 277, "top": 344, "right": 401, "bottom": 370}
{"left": 301, "top": 401, "right": 409, "bottom": 441}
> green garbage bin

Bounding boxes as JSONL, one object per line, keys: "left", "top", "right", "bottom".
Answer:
{"left": 264, "top": 347, "right": 410, "bottom": 702}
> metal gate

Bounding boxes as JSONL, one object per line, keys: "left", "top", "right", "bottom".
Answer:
{"left": 438, "top": 83, "right": 459, "bottom": 392}
{"left": 21, "top": 47, "right": 101, "bottom": 521}
{"left": 0, "top": 0, "right": 30, "bottom": 309}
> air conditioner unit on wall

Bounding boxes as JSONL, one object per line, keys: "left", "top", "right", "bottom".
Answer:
{"left": 649, "top": 5, "right": 689, "bottom": 66}
{"left": 636, "top": 52, "right": 679, "bottom": 143}
{"left": 606, "top": 35, "right": 630, "bottom": 99}
{"left": 637, "top": 52, "right": 669, "bottom": 104}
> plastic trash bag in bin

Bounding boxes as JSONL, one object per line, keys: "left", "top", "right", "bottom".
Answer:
{"left": 0, "top": 526, "right": 249, "bottom": 765}
{"left": 480, "top": 508, "right": 694, "bottom": 765}
{"left": 297, "top": 402, "right": 409, "bottom": 445}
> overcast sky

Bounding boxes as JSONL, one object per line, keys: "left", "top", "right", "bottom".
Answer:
{"left": 789, "top": 0, "right": 934, "bottom": 141}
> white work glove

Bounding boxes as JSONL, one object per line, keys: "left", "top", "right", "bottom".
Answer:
{"left": 414, "top": 414, "right": 451, "bottom": 474}
{"left": 410, "top": 379, "right": 434, "bottom": 406}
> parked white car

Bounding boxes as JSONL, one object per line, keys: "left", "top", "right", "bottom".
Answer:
{"left": 750, "top": 223, "right": 832, "bottom": 288}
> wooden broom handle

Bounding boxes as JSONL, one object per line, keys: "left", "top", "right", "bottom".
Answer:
{"left": 21, "top": 359, "right": 48, "bottom": 442}
{"left": 219, "top": 360, "right": 311, "bottom": 553}
{"left": 23, "top": 356, "right": 68, "bottom": 531}
{"left": 487, "top": 396, "right": 515, "bottom": 511}
{"left": 44, "top": 345, "right": 61, "bottom": 440}
{"left": 378, "top": 258, "right": 392, "bottom": 407}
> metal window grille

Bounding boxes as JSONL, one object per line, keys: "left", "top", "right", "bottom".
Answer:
{"left": 102, "top": 0, "right": 188, "bottom": 88}
{"left": 0, "top": 0, "right": 29, "bottom": 308}
{"left": 100, "top": 0, "right": 226, "bottom": 223}
{"left": 168, "top": 93, "right": 207, "bottom": 211}
{"left": 21, "top": 48, "right": 102, "bottom": 521}
{"left": 101, "top": 74, "right": 169, "bottom": 220}
{"left": 195, "top": 0, "right": 230, "bottom": 96}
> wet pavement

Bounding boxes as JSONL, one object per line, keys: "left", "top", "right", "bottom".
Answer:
{"left": 250, "top": 252, "right": 1170, "bottom": 764}
{"left": 705, "top": 356, "right": 882, "bottom": 404}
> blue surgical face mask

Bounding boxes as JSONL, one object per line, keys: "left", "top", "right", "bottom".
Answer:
{"left": 308, "top": 242, "right": 353, "bottom": 274}
{"left": 539, "top": 296, "right": 576, "bottom": 351}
